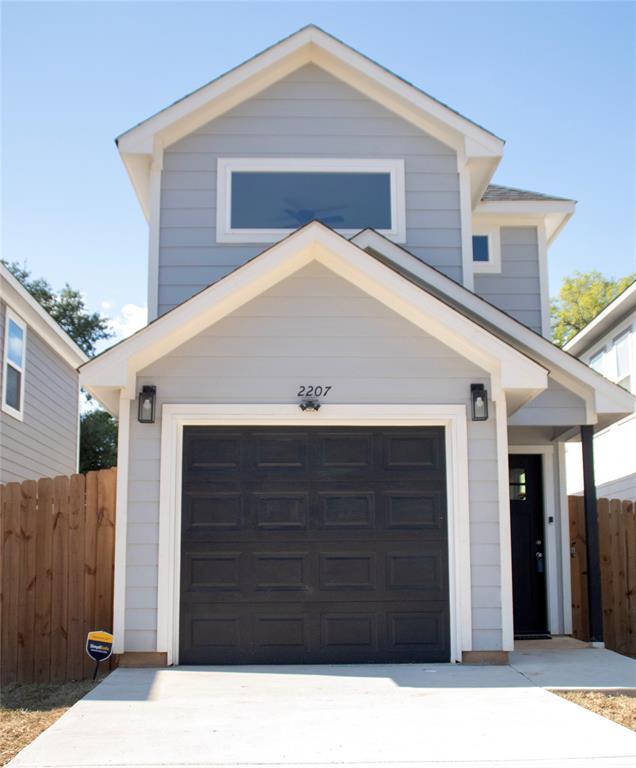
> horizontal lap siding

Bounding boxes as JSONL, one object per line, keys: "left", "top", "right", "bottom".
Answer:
{"left": 158, "top": 64, "right": 462, "bottom": 315}
{"left": 508, "top": 379, "right": 587, "bottom": 427}
{"left": 124, "top": 264, "right": 502, "bottom": 652}
{"left": 0, "top": 299, "right": 79, "bottom": 483}
{"left": 474, "top": 227, "right": 542, "bottom": 334}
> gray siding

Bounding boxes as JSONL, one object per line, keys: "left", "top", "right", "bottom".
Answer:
{"left": 125, "top": 263, "right": 503, "bottom": 653}
{"left": 158, "top": 64, "right": 462, "bottom": 315}
{"left": 474, "top": 227, "right": 542, "bottom": 333}
{"left": 0, "top": 299, "right": 79, "bottom": 483}
{"left": 508, "top": 379, "right": 587, "bottom": 427}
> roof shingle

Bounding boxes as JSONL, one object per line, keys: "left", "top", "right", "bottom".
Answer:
{"left": 482, "top": 184, "right": 574, "bottom": 202}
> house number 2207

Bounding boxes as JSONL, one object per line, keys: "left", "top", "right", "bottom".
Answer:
{"left": 297, "top": 385, "right": 331, "bottom": 397}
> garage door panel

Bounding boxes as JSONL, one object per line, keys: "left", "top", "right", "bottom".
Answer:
{"left": 180, "top": 603, "right": 450, "bottom": 664}
{"left": 180, "top": 426, "right": 449, "bottom": 663}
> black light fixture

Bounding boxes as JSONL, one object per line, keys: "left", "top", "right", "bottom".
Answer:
{"left": 138, "top": 385, "right": 157, "bottom": 423}
{"left": 470, "top": 383, "right": 488, "bottom": 421}
{"left": 299, "top": 399, "right": 321, "bottom": 412}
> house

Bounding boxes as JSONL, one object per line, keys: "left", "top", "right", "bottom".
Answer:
{"left": 565, "top": 281, "right": 636, "bottom": 500}
{"left": 80, "top": 26, "right": 634, "bottom": 666}
{"left": 0, "top": 263, "right": 87, "bottom": 483}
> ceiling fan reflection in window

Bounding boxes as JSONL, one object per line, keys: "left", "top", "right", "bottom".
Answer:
{"left": 276, "top": 198, "right": 347, "bottom": 227}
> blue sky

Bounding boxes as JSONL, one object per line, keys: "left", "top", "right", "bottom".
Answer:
{"left": 2, "top": 1, "right": 634, "bottom": 342}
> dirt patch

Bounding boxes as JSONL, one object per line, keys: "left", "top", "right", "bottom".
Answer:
{"left": 0, "top": 679, "right": 103, "bottom": 766}
{"left": 554, "top": 690, "right": 636, "bottom": 732}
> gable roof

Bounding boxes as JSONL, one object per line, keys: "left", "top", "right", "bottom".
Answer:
{"left": 0, "top": 264, "right": 87, "bottom": 368}
{"left": 116, "top": 25, "right": 504, "bottom": 218}
{"left": 80, "top": 222, "right": 547, "bottom": 414}
{"left": 564, "top": 281, "right": 636, "bottom": 356}
{"left": 350, "top": 229, "right": 634, "bottom": 427}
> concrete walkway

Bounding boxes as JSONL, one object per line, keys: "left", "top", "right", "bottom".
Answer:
{"left": 9, "top": 655, "right": 636, "bottom": 767}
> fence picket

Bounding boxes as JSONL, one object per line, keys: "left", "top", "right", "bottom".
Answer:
{"left": 1, "top": 469, "right": 116, "bottom": 683}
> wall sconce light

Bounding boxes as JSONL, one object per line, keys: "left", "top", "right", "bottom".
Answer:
{"left": 138, "top": 385, "right": 157, "bottom": 423}
{"left": 470, "top": 383, "right": 488, "bottom": 421}
{"left": 299, "top": 399, "right": 321, "bottom": 412}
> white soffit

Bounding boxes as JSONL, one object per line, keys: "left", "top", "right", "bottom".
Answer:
{"left": 474, "top": 200, "right": 576, "bottom": 245}
{"left": 116, "top": 26, "right": 504, "bottom": 217}
{"left": 80, "top": 223, "right": 546, "bottom": 399}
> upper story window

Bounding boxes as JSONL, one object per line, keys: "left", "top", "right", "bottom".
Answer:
{"left": 471, "top": 227, "right": 501, "bottom": 273}
{"left": 589, "top": 348, "right": 605, "bottom": 375}
{"left": 2, "top": 307, "right": 26, "bottom": 421}
{"left": 611, "top": 329, "right": 631, "bottom": 391}
{"left": 216, "top": 158, "right": 406, "bottom": 243}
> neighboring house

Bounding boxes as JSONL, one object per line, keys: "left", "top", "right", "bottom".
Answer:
{"left": 565, "top": 282, "right": 636, "bottom": 500}
{"left": 80, "top": 27, "right": 634, "bottom": 666}
{"left": 0, "top": 264, "right": 87, "bottom": 483}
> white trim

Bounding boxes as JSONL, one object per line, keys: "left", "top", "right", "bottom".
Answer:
{"left": 216, "top": 157, "right": 406, "bottom": 244}
{"left": 458, "top": 159, "right": 474, "bottom": 290}
{"left": 117, "top": 26, "right": 503, "bottom": 214}
{"left": 564, "top": 282, "right": 636, "bottom": 356}
{"left": 156, "top": 403, "right": 472, "bottom": 666}
{"left": 81, "top": 223, "right": 547, "bottom": 399}
{"left": 557, "top": 441, "right": 573, "bottom": 635}
{"left": 2, "top": 307, "right": 27, "bottom": 421}
{"left": 112, "top": 394, "right": 131, "bottom": 654}
{"left": 494, "top": 392, "right": 514, "bottom": 650}
{"left": 350, "top": 229, "right": 635, "bottom": 418}
{"left": 537, "top": 222, "right": 550, "bottom": 339}
{"left": 0, "top": 264, "right": 87, "bottom": 368}
{"left": 147, "top": 145, "right": 163, "bottom": 322}
{"left": 471, "top": 225, "right": 502, "bottom": 275}
{"left": 474, "top": 201, "right": 575, "bottom": 245}
{"left": 508, "top": 445, "right": 560, "bottom": 635}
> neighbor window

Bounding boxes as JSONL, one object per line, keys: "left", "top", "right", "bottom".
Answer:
{"left": 216, "top": 158, "right": 406, "bottom": 243}
{"left": 2, "top": 308, "right": 26, "bottom": 420}
{"left": 471, "top": 227, "right": 501, "bottom": 273}
{"left": 611, "top": 330, "right": 631, "bottom": 391}
{"left": 589, "top": 349, "right": 605, "bottom": 375}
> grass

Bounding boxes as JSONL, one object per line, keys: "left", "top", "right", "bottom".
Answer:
{"left": 554, "top": 690, "right": 636, "bottom": 732}
{"left": 0, "top": 679, "right": 102, "bottom": 766}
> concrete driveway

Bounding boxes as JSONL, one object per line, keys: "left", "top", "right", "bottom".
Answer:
{"left": 9, "top": 655, "right": 636, "bottom": 768}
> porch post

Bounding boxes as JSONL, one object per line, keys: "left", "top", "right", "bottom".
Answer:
{"left": 580, "top": 424, "right": 603, "bottom": 643}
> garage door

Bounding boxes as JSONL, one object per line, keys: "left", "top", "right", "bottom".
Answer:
{"left": 179, "top": 426, "right": 449, "bottom": 664}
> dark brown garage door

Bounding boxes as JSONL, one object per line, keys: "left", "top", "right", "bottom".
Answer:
{"left": 180, "top": 426, "right": 449, "bottom": 664}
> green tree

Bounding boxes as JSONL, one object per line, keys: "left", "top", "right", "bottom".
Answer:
{"left": 79, "top": 410, "right": 118, "bottom": 473}
{"left": 2, "top": 260, "right": 112, "bottom": 356}
{"left": 551, "top": 271, "right": 635, "bottom": 348}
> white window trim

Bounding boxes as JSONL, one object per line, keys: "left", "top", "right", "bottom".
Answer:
{"left": 155, "top": 403, "right": 472, "bottom": 665}
{"left": 471, "top": 226, "right": 501, "bottom": 274}
{"left": 2, "top": 307, "right": 27, "bottom": 421}
{"left": 216, "top": 157, "right": 406, "bottom": 244}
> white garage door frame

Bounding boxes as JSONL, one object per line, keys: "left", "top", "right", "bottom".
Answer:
{"left": 156, "top": 403, "right": 472, "bottom": 664}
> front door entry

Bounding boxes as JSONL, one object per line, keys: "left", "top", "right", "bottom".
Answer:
{"left": 508, "top": 454, "right": 548, "bottom": 637}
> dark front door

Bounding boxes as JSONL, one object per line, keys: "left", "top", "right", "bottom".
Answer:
{"left": 180, "top": 426, "right": 449, "bottom": 664}
{"left": 509, "top": 454, "right": 548, "bottom": 637}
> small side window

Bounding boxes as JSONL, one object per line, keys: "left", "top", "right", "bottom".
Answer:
{"left": 612, "top": 330, "right": 631, "bottom": 391}
{"left": 2, "top": 308, "right": 26, "bottom": 420}
{"left": 471, "top": 227, "right": 501, "bottom": 273}
{"left": 472, "top": 235, "right": 490, "bottom": 262}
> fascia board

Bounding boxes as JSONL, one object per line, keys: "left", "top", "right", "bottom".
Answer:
{"left": 351, "top": 229, "right": 634, "bottom": 417}
{"left": 564, "top": 283, "right": 636, "bottom": 355}
{"left": 81, "top": 223, "right": 546, "bottom": 394}
{"left": 1, "top": 268, "right": 87, "bottom": 368}
{"left": 118, "top": 29, "right": 504, "bottom": 211}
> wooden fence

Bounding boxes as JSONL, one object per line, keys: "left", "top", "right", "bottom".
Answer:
{"left": 569, "top": 495, "right": 636, "bottom": 655}
{"left": 0, "top": 468, "right": 116, "bottom": 685}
